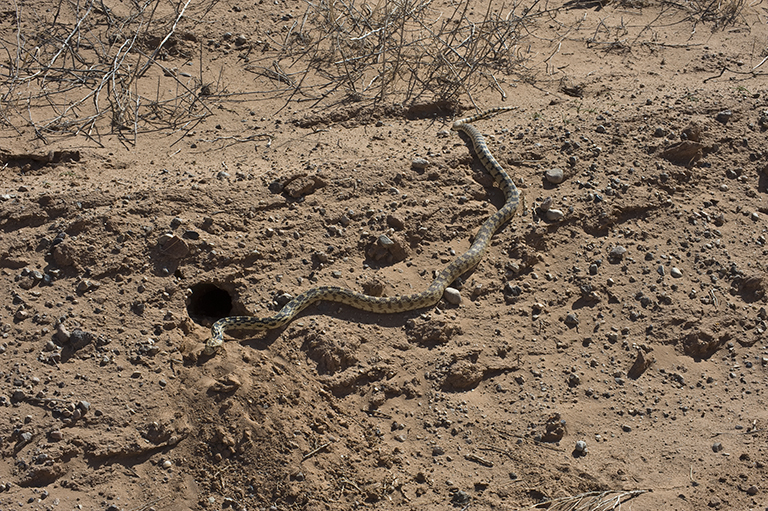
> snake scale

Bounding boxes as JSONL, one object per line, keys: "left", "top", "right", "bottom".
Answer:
{"left": 204, "top": 107, "right": 520, "bottom": 355}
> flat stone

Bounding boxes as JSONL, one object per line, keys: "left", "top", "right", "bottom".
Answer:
{"left": 545, "top": 168, "right": 564, "bottom": 184}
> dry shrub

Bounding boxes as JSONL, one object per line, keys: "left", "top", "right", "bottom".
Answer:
{"left": 0, "top": 0, "right": 220, "bottom": 145}
{"left": 254, "top": 0, "right": 552, "bottom": 110}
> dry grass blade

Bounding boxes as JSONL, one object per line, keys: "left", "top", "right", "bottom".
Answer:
{"left": 659, "top": 0, "right": 746, "bottom": 27}
{"left": 531, "top": 489, "right": 650, "bottom": 511}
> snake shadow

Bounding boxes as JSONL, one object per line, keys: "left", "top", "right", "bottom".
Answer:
{"left": 230, "top": 301, "right": 439, "bottom": 353}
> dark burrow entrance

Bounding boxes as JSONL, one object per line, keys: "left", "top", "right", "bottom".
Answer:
{"left": 187, "top": 282, "right": 232, "bottom": 324}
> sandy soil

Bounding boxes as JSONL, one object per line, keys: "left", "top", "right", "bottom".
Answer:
{"left": 1, "top": 0, "right": 767, "bottom": 509}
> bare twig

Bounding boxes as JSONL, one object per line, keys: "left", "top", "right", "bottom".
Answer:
{"left": 302, "top": 441, "right": 332, "bottom": 461}
{"left": 135, "top": 0, "right": 193, "bottom": 79}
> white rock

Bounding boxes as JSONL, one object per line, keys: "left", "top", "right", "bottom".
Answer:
{"left": 443, "top": 287, "right": 461, "bottom": 305}
{"left": 545, "top": 209, "right": 564, "bottom": 221}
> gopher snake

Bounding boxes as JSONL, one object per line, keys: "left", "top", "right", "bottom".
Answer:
{"left": 204, "top": 107, "right": 520, "bottom": 355}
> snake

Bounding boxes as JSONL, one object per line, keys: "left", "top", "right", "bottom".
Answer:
{"left": 203, "top": 106, "right": 520, "bottom": 355}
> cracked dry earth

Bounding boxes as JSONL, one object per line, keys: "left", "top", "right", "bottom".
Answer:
{"left": 2, "top": 0, "right": 768, "bottom": 510}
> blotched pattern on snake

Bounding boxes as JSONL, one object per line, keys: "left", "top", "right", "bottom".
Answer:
{"left": 204, "top": 107, "right": 520, "bottom": 355}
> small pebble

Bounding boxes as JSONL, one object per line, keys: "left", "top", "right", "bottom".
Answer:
{"left": 55, "top": 323, "right": 71, "bottom": 343}
{"left": 443, "top": 287, "right": 461, "bottom": 305}
{"left": 411, "top": 157, "right": 429, "bottom": 170}
{"left": 76, "top": 279, "right": 99, "bottom": 293}
{"left": 715, "top": 110, "right": 732, "bottom": 124}
{"left": 505, "top": 282, "right": 522, "bottom": 296}
{"left": 540, "top": 197, "right": 553, "bottom": 212}
{"left": 609, "top": 246, "right": 627, "bottom": 260}
{"left": 545, "top": 209, "right": 564, "bottom": 222}
{"left": 162, "top": 459, "right": 173, "bottom": 469}
{"left": 545, "top": 168, "right": 564, "bottom": 184}
{"left": 712, "top": 442, "right": 723, "bottom": 453}
{"left": 451, "top": 490, "right": 470, "bottom": 505}
{"left": 670, "top": 267, "right": 682, "bottom": 278}
{"left": 50, "top": 430, "right": 63, "bottom": 441}
{"left": 746, "top": 485, "right": 758, "bottom": 496}
{"left": 575, "top": 440, "right": 587, "bottom": 453}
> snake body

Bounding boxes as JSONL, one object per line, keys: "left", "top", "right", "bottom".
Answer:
{"left": 204, "top": 107, "right": 520, "bottom": 355}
